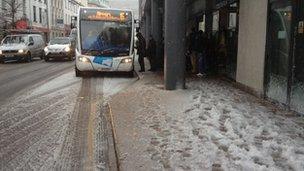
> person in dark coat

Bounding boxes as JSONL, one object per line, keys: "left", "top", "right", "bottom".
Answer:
{"left": 197, "top": 30, "right": 208, "bottom": 77}
{"left": 135, "top": 32, "right": 146, "bottom": 72}
{"left": 146, "top": 35, "right": 157, "bottom": 71}
{"left": 188, "top": 28, "right": 199, "bottom": 73}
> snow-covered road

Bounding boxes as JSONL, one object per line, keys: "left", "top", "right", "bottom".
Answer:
{"left": 0, "top": 61, "right": 137, "bottom": 170}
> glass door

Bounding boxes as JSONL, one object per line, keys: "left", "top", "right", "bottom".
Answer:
{"left": 290, "top": 2, "right": 304, "bottom": 114}
{"left": 226, "top": 2, "right": 239, "bottom": 80}
{"left": 265, "top": 0, "right": 293, "bottom": 104}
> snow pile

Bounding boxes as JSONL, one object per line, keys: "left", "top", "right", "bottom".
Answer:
{"left": 138, "top": 78, "right": 304, "bottom": 171}
{"left": 103, "top": 77, "right": 137, "bottom": 99}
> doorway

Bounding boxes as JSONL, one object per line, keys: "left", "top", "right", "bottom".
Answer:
{"left": 290, "top": 0, "right": 304, "bottom": 113}
{"left": 265, "top": 0, "right": 304, "bottom": 114}
{"left": 214, "top": 1, "right": 239, "bottom": 80}
{"left": 265, "top": 0, "right": 292, "bottom": 104}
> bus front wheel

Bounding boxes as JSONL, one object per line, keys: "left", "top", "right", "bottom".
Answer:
{"left": 75, "top": 68, "right": 83, "bottom": 77}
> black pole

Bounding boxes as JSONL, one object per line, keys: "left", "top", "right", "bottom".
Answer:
{"left": 164, "top": 0, "right": 186, "bottom": 90}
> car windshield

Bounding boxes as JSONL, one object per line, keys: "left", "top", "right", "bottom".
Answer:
{"left": 2, "top": 35, "right": 27, "bottom": 45}
{"left": 49, "top": 38, "right": 70, "bottom": 45}
{"left": 80, "top": 20, "right": 132, "bottom": 57}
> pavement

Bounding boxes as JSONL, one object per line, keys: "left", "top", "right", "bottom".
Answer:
{"left": 109, "top": 70, "right": 304, "bottom": 171}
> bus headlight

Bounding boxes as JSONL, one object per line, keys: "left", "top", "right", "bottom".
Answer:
{"left": 121, "top": 58, "right": 132, "bottom": 63}
{"left": 18, "top": 49, "right": 25, "bottom": 53}
{"left": 65, "top": 46, "right": 71, "bottom": 52}
{"left": 78, "top": 56, "right": 90, "bottom": 62}
{"left": 0, "top": 50, "right": 2, "bottom": 55}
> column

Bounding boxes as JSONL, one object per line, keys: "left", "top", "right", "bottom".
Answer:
{"left": 141, "top": 17, "right": 146, "bottom": 35}
{"left": 164, "top": 0, "right": 186, "bottom": 90}
{"left": 145, "top": 10, "right": 151, "bottom": 44}
{"left": 205, "top": 0, "right": 214, "bottom": 34}
{"left": 151, "top": 0, "right": 162, "bottom": 67}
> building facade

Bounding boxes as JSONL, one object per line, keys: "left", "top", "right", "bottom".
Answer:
{"left": 48, "top": 0, "right": 85, "bottom": 39}
{"left": 63, "top": 0, "right": 83, "bottom": 37}
{"left": 48, "top": 0, "right": 64, "bottom": 38}
{"left": 27, "top": 0, "right": 49, "bottom": 40}
{"left": 139, "top": 0, "right": 304, "bottom": 115}
{"left": 88, "top": 0, "right": 109, "bottom": 8}
{"left": 0, "top": 0, "right": 49, "bottom": 40}
{"left": 0, "top": 0, "right": 87, "bottom": 41}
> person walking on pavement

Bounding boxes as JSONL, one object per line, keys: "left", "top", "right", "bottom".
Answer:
{"left": 147, "top": 35, "right": 157, "bottom": 71}
{"left": 188, "top": 28, "right": 199, "bottom": 74}
{"left": 136, "top": 31, "right": 146, "bottom": 72}
{"left": 197, "top": 30, "right": 208, "bottom": 77}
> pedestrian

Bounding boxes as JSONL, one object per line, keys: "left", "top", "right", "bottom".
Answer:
{"left": 146, "top": 35, "right": 157, "bottom": 71}
{"left": 197, "top": 30, "right": 207, "bottom": 77}
{"left": 135, "top": 31, "right": 146, "bottom": 72}
{"left": 218, "top": 30, "right": 227, "bottom": 72}
{"left": 188, "top": 28, "right": 199, "bottom": 74}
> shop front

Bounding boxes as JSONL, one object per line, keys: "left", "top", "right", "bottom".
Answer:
{"left": 265, "top": 0, "right": 304, "bottom": 114}
{"left": 213, "top": 0, "right": 239, "bottom": 80}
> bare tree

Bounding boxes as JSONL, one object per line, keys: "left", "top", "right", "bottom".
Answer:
{"left": 0, "top": 0, "right": 23, "bottom": 29}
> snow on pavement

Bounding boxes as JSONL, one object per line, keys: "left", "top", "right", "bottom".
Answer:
{"left": 129, "top": 77, "right": 304, "bottom": 171}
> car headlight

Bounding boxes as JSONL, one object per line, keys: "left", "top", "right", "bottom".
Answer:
{"left": 0, "top": 50, "right": 2, "bottom": 55}
{"left": 65, "top": 46, "right": 71, "bottom": 52}
{"left": 44, "top": 47, "right": 48, "bottom": 52}
{"left": 121, "top": 58, "right": 132, "bottom": 63}
{"left": 78, "top": 56, "right": 90, "bottom": 62}
{"left": 18, "top": 49, "right": 25, "bottom": 53}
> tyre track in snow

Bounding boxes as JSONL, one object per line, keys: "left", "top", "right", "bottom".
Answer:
{"left": 0, "top": 68, "right": 81, "bottom": 170}
{"left": 55, "top": 77, "right": 105, "bottom": 171}
{"left": 0, "top": 82, "right": 80, "bottom": 170}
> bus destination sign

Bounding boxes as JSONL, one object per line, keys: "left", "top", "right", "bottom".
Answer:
{"left": 81, "top": 9, "right": 132, "bottom": 22}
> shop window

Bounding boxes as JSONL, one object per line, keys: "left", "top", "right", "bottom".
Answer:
{"left": 230, "top": 3, "right": 238, "bottom": 7}
{"left": 199, "top": 15, "right": 205, "bottom": 32}
{"left": 229, "top": 13, "right": 237, "bottom": 29}
{"left": 212, "top": 11, "right": 219, "bottom": 33}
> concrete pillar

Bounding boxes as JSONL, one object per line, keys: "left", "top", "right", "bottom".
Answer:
{"left": 145, "top": 10, "right": 151, "bottom": 44}
{"left": 205, "top": 0, "right": 214, "bottom": 34}
{"left": 141, "top": 18, "right": 146, "bottom": 36}
{"left": 151, "top": 0, "right": 162, "bottom": 67}
{"left": 164, "top": 0, "right": 186, "bottom": 90}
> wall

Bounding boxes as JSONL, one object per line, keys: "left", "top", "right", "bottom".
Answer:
{"left": 236, "top": 0, "right": 268, "bottom": 95}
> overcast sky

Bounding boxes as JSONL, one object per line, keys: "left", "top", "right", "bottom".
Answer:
{"left": 109, "top": 0, "right": 139, "bottom": 19}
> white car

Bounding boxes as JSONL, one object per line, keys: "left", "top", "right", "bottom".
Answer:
{"left": 44, "top": 37, "right": 75, "bottom": 61}
{"left": 0, "top": 34, "right": 45, "bottom": 63}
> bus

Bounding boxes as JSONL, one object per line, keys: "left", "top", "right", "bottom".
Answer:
{"left": 75, "top": 7, "right": 134, "bottom": 77}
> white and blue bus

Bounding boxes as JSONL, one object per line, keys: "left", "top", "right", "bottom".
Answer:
{"left": 75, "top": 7, "right": 134, "bottom": 76}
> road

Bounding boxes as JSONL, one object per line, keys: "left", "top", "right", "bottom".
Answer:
{"left": 0, "top": 59, "right": 136, "bottom": 170}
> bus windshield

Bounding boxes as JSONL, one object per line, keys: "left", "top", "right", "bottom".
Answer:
{"left": 80, "top": 20, "right": 132, "bottom": 57}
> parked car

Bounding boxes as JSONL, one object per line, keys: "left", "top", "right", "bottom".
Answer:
{"left": 0, "top": 34, "right": 45, "bottom": 63}
{"left": 44, "top": 37, "right": 75, "bottom": 61}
